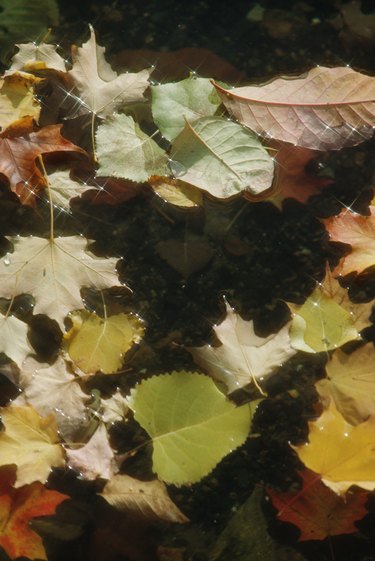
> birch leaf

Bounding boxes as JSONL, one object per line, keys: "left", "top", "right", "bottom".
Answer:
{"left": 96, "top": 113, "right": 169, "bottom": 182}
{"left": 316, "top": 344, "right": 375, "bottom": 424}
{"left": 69, "top": 25, "right": 151, "bottom": 118}
{"left": 288, "top": 267, "right": 373, "bottom": 353}
{"left": 0, "top": 235, "right": 122, "bottom": 330}
{"left": 189, "top": 301, "right": 296, "bottom": 393}
{"left": 100, "top": 474, "right": 188, "bottom": 523}
{"left": 0, "top": 312, "right": 32, "bottom": 367}
{"left": 64, "top": 310, "right": 144, "bottom": 374}
{"left": 170, "top": 116, "right": 274, "bottom": 198}
{"left": 0, "top": 405, "right": 65, "bottom": 487}
{"left": 214, "top": 66, "right": 375, "bottom": 150}
{"left": 128, "top": 371, "right": 253, "bottom": 485}
{"left": 151, "top": 75, "right": 220, "bottom": 141}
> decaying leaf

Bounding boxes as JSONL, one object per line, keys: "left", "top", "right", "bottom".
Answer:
{"left": 267, "top": 469, "right": 368, "bottom": 541}
{"left": 0, "top": 235, "right": 122, "bottom": 329}
{"left": 0, "top": 124, "right": 87, "bottom": 205}
{"left": 157, "top": 238, "right": 214, "bottom": 277}
{"left": 0, "top": 405, "right": 65, "bottom": 486}
{"left": 64, "top": 309, "right": 144, "bottom": 374}
{"left": 100, "top": 474, "right": 188, "bottom": 523}
{"left": 170, "top": 115, "right": 274, "bottom": 198}
{"left": 189, "top": 301, "right": 296, "bottom": 393}
{"left": 0, "top": 465, "right": 68, "bottom": 561}
{"left": 66, "top": 423, "right": 116, "bottom": 480}
{"left": 128, "top": 371, "right": 253, "bottom": 485}
{"left": 293, "top": 401, "right": 375, "bottom": 494}
{"left": 214, "top": 66, "right": 375, "bottom": 150}
{"left": 316, "top": 344, "right": 375, "bottom": 425}
{"left": 69, "top": 25, "right": 151, "bottom": 118}
{"left": 288, "top": 267, "right": 373, "bottom": 352}
{"left": 324, "top": 206, "right": 375, "bottom": 276}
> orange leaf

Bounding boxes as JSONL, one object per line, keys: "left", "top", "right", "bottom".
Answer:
{"left": 267, "top": 469, "right": 368, "bottom": 541}
{"left": 0, "top": 124, "right": 88, "bottom": 205}
{"left": 0, "top": 466, "right": 68, "bottom": 560}
{"left": 324, "top": 206, "right": 375, "bottom": 276}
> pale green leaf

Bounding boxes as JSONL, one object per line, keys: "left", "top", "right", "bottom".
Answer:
{"left": 128, "top": 371, "right": 253, "bottom": 485}
{"left": 170, "top": 116, "right": 274, "bottom": 198}
{"left": 151, "top": 75, "right": 220, "bottom": 141}
{"left": 96, "top": 113, "right": 169, "bottom": 182}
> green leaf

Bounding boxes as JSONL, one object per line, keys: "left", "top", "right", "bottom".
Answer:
{"left": 128, "top": 371, "right": 254, "bottom": 485}
{"left": 170, "top": 116, "right": 274, "bottom": 199}
{"left": 95, "top": 113, "right": 169, "bottom": 182}
{"left": 151, "top": 75, "right": 220, "bottom": 141}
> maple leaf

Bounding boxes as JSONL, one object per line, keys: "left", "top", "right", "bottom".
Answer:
{"left": 69, "top": 25, "right": 151, "bottom": 118}
{"left": 267, "top": 469, "right": 368, "bottom": 541}
{"left": 316, "top": 343, "right": 375, "bottom": 425}
{"left": 8, "top": 41, "right": 67, "bottom": 73}
{"left": 189, "top": 301, "right": 296, "bottom": 393}
{"left": 0, "top": 465, "right": 68, "bottom": 561}
{"left": 0, "top": 124, "right": 88, "bottom": 205}
{"left": 0, "top": 405, "right": 65, "bottom": 487}
{"left": 16, "top": 355, "right": 90, "bottom": 442}
{"left": 0, "top": 235, "right": 122, "bottom": 329}
{"left": 66, "top": 423, "right": 116, "bottom": 480}
{"left": 287, "top": 266, "right": 373, "bottom": 352}
{"left": 264, "top": 141, "right": 333, "bottom": 209}
{"left": 324, "top": 206, "right": 375, "bottom": 276}
{"left": 0, "top": 72, "right": 41, "bottom": 133}
{"left": 293, "top": 401, "right": 375, "bottom": 494}
{"left": 100, "top": 474, "right": 188, "bottom": 523}
{"left": 64, "top": 309, "right": 144, "bottom": 374}
{"left": 214, "top": 66, "right": 375, "bottom": 150}
{"left": 0, "top": 312, "right": 33, "bottom": 367}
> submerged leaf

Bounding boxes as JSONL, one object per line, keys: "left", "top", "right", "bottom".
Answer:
{"left": 128, "top": 371, "right": 253, "bottom": 485}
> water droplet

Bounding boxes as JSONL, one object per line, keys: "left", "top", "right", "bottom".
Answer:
{"left": 3, "top": 255, "right": 11, "bottom": 266}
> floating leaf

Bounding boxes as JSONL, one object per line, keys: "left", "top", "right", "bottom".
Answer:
{"left": 128, "top": 371, "right": 253, "bottom": 485}
{"left": 170, "top": 115, "right": 274, "bottom": 198}
{"left": 214, "top": 66, "right": 375, "bottom": 150}
{"left": 64, "top": 310, "right": 144, "bottom": 374}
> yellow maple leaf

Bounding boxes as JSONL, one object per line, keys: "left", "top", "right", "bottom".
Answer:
{"left": 0, "top": 405, "right": 65, "bottom": 487}
{"left": 0, "top": 72, "right": 41, "bottom": 132}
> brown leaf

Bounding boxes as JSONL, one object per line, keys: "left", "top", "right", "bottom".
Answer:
{"left": 214, "top": 66, "right": 375, "bottom": 150}
{"left": 267, "top": 469, "right": 368, "bottom": 541}
{"left": 0, "top": 124, "right": 88, "bottom": 205}
{"left": 157, "top": 238, "right": 214, "bottom": 277}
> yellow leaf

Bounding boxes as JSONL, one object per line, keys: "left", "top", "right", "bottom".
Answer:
{"left": 65, "top": 310, "right": 144, "bottom": 374}
{"left": 0, "top": 405, "right": 65, "bottom": 487}
{"left": 0, "top": 72, "right": 41, "bottom": 132}
{"left": 293, "top": 401, "right": 375, "bottom": 494}
{"left": 288, "top": 267, "right": 372, "bottom": 352}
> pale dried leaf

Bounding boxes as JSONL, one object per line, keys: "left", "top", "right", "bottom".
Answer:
{"left": 0, "top": 313, "right": 32, "bottom": 367}
{"left": 66, "top": 423, "right": 116, "bottom": 480}
{"left": 8, "top": 42, "right": 67, "bottom": 73}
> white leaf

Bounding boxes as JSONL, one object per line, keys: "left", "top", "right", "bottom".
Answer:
{"left": 66, "top": 423, "right": 116, "bottom": 480}
{"left": 8, "top": 42, "right": 67, "bottom": 73}
{"left": 0, "top": 312, "right": 32, "bottom": 367}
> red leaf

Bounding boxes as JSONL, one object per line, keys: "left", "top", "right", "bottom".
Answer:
{"left": 0, "top": 466, "right": 68, "bottom": 560}
{"left": 0, "top": 123, "right": 88, "bottom": 205}
{"left": 267, "top": 469, "right": 368, "bottom": 541}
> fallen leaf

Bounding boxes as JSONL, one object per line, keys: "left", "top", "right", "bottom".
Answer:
{"left": 7, "top": 41, "right": 67, "bottom": 73}
{"left": 288, "top": 267, "right": 373, "bottom": 352}
{"left": 0, "top": 465, "right": 68, "bottom": 561}
{"left": 316, "top": 344, "right": 375, "bottom": 424}
{"left": 69, "top": 25, "right": 151, "bottom": 118}
{"left": 66, "top": 423, "right": 116, "bottom": 480}
{"left": 170, "top": 115, "right": 274, "bottom": 198}
{"left": 100, "top": 474, "right": 188, "bottom": 523}
{"left": 189, "top": 301, "right": 296, "bottom": 393}
{"left": 267, "top": 469, "right": 368, "bottom": 541}
{"left": 156, "top": 238, "right": 214, "bottom": 277}
{"left": 128, "top": 371, "right": 253, "bottom": 485}
{"left": 0, "top": 72, "right": 41, "bottom": 132}
{"left": 324, "top": 206, "right": 375, "bottom": 276}
{"left": 101, "top": 389, "right": 129, "bottom": 424}
{"left": 0, "top": 124, "right": 87, "bottom": 205}
{"left": 0, "top": 234, "right": 122, "bottom": 329}
{"left": 0, "top": 405, "right": 65, "bottom": 486}
{"left": 64, "top": 310, "right": 144, "bottom": 374}
{"left": 148, "top": 176, "right": 203, "bottom": 208}
{"left": 46, "top": 169, "right": 92, "bottom": 210}
{"left": 293, "top": 401, "right": 375, "bottom": 494}
{"left": 0, "top": 312, "right": 32, "bottom": 367}
{"left": 214, "top": 66, "right": 375, "bottom": 150}
{"left": 17, "top": 355, "right": 90, "bottom": 441}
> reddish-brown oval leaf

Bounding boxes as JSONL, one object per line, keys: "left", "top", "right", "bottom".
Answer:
{"left": 214, "top": 66, "right": 375, "bottom": 150}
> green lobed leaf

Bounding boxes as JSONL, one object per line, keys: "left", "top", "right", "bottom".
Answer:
{"left": 128, "top": 371, "right": 254, "bottom": 485}
{"left": 151, "top": 75, "right": 221, "bottom": 141}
